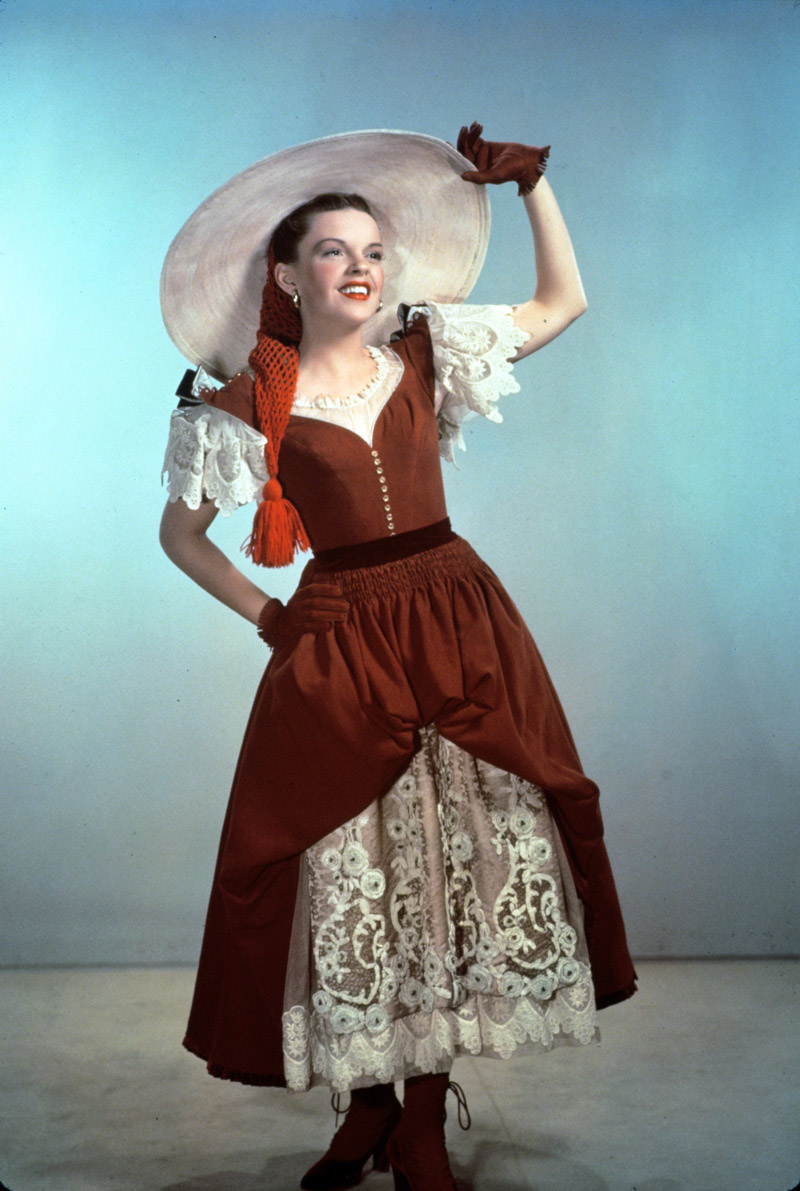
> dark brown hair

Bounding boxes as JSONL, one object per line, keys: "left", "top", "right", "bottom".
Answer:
{"left": 270, "top": 193, "right": 375, "bottom": 264}
{"left": 244, "top": 192, "right": 376, "bottom": 566}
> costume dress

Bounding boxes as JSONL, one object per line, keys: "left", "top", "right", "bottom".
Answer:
{"left": 162, "top": 302, "right": 636, "bottom": 1093}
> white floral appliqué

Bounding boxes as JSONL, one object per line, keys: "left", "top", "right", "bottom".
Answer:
{"left": 406, "top": 302, "right": 530, "bottom": 464}
{"left": 162, "top": 405, "right": 267, "bottom": 515}
{"left": 282, "top": 728, "right": 597, "bottom": 1091}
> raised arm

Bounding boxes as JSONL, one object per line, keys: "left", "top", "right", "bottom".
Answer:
{"left": 509, "top": 176, "right": 587, "bottom": 359}
{"left": 458, "top": 122, "right": 587, "bottom": 360}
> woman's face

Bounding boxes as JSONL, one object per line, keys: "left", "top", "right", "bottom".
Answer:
{"left": 275, "top": 208, "right": 384, "bottom": 329}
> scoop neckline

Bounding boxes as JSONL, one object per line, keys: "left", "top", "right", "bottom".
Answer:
{"left": 292, "top": 345, "right": 392, "bottom": 410}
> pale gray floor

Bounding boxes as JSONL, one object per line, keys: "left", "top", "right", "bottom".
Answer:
{"left": 0, "top": 961, "right": 797, "bottom": 1191}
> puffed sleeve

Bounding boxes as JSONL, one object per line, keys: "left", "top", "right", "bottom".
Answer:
{"left": 161, "top": 402, "right": 267, "bottom": 516}
{"left": 402, "top": 301, "right": 529, "bottom": 464}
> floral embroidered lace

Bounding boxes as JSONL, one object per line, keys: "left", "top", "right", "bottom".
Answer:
{"left": 161, "top": 405, "right": 267, "bottom": 516}
{"left": 281, "top": 727, "right": 598, "bottom": 1092}
{"left": 421, "top": 301, "right": 530, "bottom": 463}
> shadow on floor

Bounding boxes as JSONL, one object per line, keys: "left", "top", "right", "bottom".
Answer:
{"left": 161, "top": 1176, "right": 265, "bottom": 1191}
{"left": 158, "top": 1135, "right": 795, "bottom": 1191}
{"left": 465, "top": 1136, "right": 610, "bottom": 1191}
{"left": 161, "top": 1153, "right": 300, "bottom": 1191}
{"left": 160, "top": 1141, "right": 612, "bottom": 1191}
{"left": 157, "top": 1155, "right": 799, "bottom": 1191}
{"left": 161, "top": 1152, "right": 393, "bottom": 1191}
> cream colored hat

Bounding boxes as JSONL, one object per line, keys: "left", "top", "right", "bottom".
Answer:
{"left": 160, "top": 130, "right": 491, "bottom": 381}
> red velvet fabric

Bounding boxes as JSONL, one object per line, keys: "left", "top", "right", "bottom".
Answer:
{"left": 185, "top": 318, "right": 636, "bottom": 1086}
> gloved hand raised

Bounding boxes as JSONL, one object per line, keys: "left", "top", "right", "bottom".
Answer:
{"left": 257, "top": 583, "right": 349, "bottom": 649}
{"left": 457, "top": 122, "right": 550, "bottom": 196}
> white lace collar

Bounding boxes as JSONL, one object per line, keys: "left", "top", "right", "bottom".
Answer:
{"left": 292, "top": 346, "right": 391, "bottom": 410}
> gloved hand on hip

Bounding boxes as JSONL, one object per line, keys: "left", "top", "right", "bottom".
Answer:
{"left": 257, "top": 583, "right": 349, "bottom": 648}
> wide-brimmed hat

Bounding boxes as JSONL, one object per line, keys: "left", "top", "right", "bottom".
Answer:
{"left": 160, "top": 130, "right": 491, "bottom": 381}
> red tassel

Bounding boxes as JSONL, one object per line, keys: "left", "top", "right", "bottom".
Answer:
{"left": 243, "top": 479, "right": 309, "bottom": 568}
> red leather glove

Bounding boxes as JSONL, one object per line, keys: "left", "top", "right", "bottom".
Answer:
{"left": 457, "top": 122, "right": 550, "bottom": 196}
{"left": 256, "top": 583, "right": 349, "bottom": 648}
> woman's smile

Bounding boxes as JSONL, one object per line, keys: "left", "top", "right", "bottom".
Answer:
{"left": 276, "top": 208, "right": 385, "bottom": 319}
{"left": 339, "top": 283, "right": 372, "bottom": 301}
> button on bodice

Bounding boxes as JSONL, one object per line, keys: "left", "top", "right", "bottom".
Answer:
{"left": 278, "top": 339, "right": 447, "bottom": 552}
{"left": 196, "top": 314, "right": 446, "bottom": 555}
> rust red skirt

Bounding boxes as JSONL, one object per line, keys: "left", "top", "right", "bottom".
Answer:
{"left": 184, "top": 524, "right": 636, "bottom": 1086}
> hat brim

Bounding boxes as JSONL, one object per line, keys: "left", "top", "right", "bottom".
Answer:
{"left": 160, "top": 130, "right": 490, "bottom": 381}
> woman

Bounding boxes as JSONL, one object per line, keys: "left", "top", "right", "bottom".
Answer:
{"left": 160, "top": 124, "right": 636, "bottom": 1191}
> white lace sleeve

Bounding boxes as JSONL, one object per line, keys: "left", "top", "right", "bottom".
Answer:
{"left": 406, "top": 301, "right": 529, "bottom": 464}
{"left": 161, "top": 405, "right": 267, "bottom": 516}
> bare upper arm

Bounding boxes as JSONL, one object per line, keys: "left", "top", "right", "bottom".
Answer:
{"left": 509, "top": 296, "right": 588, "bottom": 362}
{"left": 159, "top": 495, "right": 219, "bottom": 556}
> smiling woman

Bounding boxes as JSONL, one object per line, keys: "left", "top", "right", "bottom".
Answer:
{"left": 273, "top": 201, "right": 387, "bottom": 415}
{"left": 158, "top": 126, "right": 635, "bottom": 1191}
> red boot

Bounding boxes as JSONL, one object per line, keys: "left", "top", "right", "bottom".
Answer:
{"left": 300, "top": 1083, "right": 401, "bottom": 1189}
{"left": 386, "top": 1073, "right": 463, "bottom": 1191}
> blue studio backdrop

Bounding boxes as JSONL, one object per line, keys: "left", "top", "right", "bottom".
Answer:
{"left": 1, "top": 0, "right": 798, "bottom": 964}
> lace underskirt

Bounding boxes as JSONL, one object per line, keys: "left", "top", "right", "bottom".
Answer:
{"left": 282, "top": 726, "right": 599, "bottom": 1092}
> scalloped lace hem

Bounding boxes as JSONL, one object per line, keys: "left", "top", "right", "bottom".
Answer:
{"left": 161, "top": 405, "right": 267, "bottom": 516}
{"left": 282, "top": 969, "right": 598, "bottom": 1092}
{"left": 406, "top": 302, "right": 530, "bottom": 464}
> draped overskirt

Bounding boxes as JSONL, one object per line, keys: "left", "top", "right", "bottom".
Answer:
{"left": 183, "top": 535, "right": 636, "bottom": 1086}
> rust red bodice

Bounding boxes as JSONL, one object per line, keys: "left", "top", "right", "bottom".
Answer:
{"left": 200, "top": 318, "right": 448, "bottom": 552}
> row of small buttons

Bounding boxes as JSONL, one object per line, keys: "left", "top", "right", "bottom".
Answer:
{"left": 370, "top": 448, "right": 395, "bottom": 535}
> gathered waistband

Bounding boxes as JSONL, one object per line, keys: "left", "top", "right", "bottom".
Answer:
{"left": 312, "top": 519, "right": 456, "bottom": 572}
{"left": 304, "top": 529, "right": 487, "bottom": 600}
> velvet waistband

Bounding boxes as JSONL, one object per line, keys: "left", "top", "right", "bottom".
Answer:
{"left": 311, "top": 519, "right": 456, "bottom": 572}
